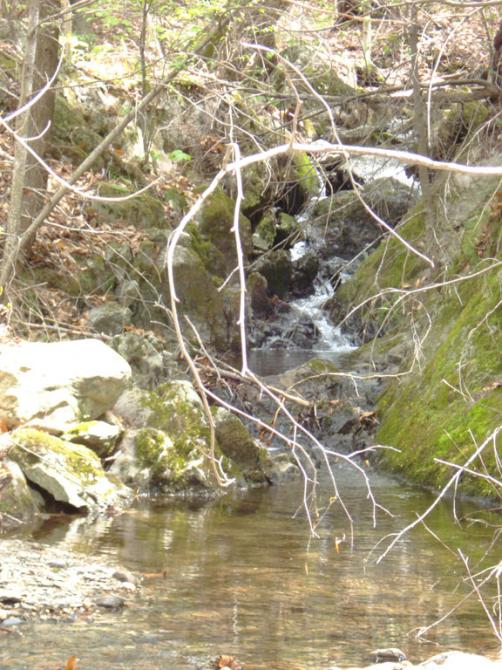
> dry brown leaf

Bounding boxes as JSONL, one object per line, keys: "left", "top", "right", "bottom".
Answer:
{"left": 64, "top": 656, "right": 78, "bottom": 670}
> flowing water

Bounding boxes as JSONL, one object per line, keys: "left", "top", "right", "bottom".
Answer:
{"left": 1, "top": 467, "right": 500, "bottom": 669}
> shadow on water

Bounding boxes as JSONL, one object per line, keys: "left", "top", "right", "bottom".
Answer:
{"left": 1, "top": 464, "right": 500, "bottom": 669}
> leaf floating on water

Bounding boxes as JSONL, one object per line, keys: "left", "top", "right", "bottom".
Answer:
{"left": 335, "top": 534, "right": 346, "bottom": 554}
{"left": 64, "top": 656, "right": 78, "bottom": 670}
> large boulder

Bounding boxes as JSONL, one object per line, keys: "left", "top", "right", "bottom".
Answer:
{"left": 0, "top": 339, "right": 131, "bottom": 430}
{"left": 8, "top": 428, "right": 131, "bottom": 512}
{"left": 112, "top": 382, "right": 283, "bottom": 491}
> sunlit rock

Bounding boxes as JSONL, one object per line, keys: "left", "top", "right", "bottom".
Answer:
{"left": 8, "top": 428, "right": 131, "bottom": 512}
{"left": 0, "top": 339, "right": 131, "bottom": 430}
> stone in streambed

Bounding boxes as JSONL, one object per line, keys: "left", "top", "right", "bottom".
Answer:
{"left": 96, "top": 594, "right": 125, "bottom": 610}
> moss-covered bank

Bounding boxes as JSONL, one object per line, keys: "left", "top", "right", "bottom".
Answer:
{"left": 333, "top": 162, "right": 502, "bottom": 499}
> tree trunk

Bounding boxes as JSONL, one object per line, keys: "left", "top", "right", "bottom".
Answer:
{"left": 4, "top": 0, "right": 59, "bottom": 285}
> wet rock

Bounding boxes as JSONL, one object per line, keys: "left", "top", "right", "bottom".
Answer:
{"left": 247, "top": 272, "right": 274, "bottom": 317}
{"left": 96, "top": 594, "right": 125, "bottom": 610}
{"left": 370, "top": 648, "right": 407, "bottom": 663}
{"left": 291, "top": 251, "right": 320, "bottom": 297}
{"left": 276, "top": 212, "right": 300, "bottom": 243}
{"left": 313, "top": 177, "right": 415, "bottom": 259}
{"left": 87, "top": 302, "right": 132, "bottom": 335}
{"left": 214, "top": 408, "right": 273, "bottom": 483}
{"left": 8, "top": 427, "right": 132, "bottom": 512}
{"left": 0, "top": 339, "right": 131, "bottom": 430}
{"left": 254, "top": 250, "right": 293, "bottom": 298}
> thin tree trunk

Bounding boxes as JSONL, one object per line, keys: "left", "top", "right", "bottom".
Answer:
{"left": 409, "top": 4, "right": 437, "bottom": 256}
{"left": 4, "top": 0, "right": 59, "bottom": 289}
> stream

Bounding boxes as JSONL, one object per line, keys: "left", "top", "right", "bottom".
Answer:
{"left": 1, "top": 467, "right": 500, "bottom": 669}
{"left": 1, "top": 159, "right": 500, "bottom": 670}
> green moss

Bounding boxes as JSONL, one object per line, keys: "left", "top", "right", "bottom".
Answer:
{"left": 334, "top": 207, "right": 428, "bottom": 332}
{"left": 135, "top": 428, "right": 170, "bottom": 476}
{"left": 376, "top": 266, "right": 502, "bottom": 498}
{"left": 138, "top": 383, "right": 216, "bottom": 484}
{"left": 87, "top": 182, "right": 166, "bottom": 229}
{"left": 186, "top": 222, "right": 226, "bottom": 280}
{"left": 293, "top": 152, "right": 318, "bottom": 198}
{"left": 306, "top": 358, "right": 338, "bottom": 375}
{"left": 253, "top": 211, "right": 277, "bottom": 250}
{"left": 11, "top": 428, "right": 103, "bottom": 483}
{"left": 198, "top": 188, "right": 252, "bottom": 268}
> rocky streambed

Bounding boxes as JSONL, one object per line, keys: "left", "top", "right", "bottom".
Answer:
{"left": 0, "top": 538, "right": 139, "bottom": 628}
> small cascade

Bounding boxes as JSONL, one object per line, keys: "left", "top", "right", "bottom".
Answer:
{"left": 289, "top": 239, "right": 355, "bottom": 353}
{"left": 290, "top": 279, "right": 354, "bottom": 352}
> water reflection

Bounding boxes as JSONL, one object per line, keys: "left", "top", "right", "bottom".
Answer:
{"left": 1, "top": 466, "right": 500, "bottom": 670}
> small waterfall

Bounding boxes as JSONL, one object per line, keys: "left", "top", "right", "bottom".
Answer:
{"left": 289, "top": 240, "right": 355, "bottom": 353}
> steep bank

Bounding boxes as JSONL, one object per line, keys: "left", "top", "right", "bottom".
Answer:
{"left": 330, "top": 146, "right": 502, "bottom": 499}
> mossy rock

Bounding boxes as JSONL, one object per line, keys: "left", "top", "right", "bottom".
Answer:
{"left": 254, "top": 249, "right": 292, "bottom": 298}
{"left": 374, "top": 234, "right": 502, "bottom": 498}
{"left": 328, "top": 206, "right": 429, "bottom": 340}
{"left": 134, "top": 427, "right": 173, "bottom": 479}
{"left": 187, "top": 222, "right": 227, "bottom": 280}
{"left": 52, "top": 95, "right": 104, "bottom": 164}
{"left": 87, "top": 182, "right": 167, "bottom": 229}
{"left": 8, "top": 428, "right": 131, "bottom": 511}
{"left": 164, "top": 245, "right": 230, "bottom": 350}
{"left": 253, "top": 210, "right": 277, "bottom": 251}
{"left": 137, "top": 382, "right": 218, "bottom": 489}
{"left": 198, "top": 188, "right": 253, "bottom": 273}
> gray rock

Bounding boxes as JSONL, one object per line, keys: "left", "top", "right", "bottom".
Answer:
{"left": 88, "top": 302, "right": 132, "bottom": 335}
{"left": 113, "top": 387, "right": 151, "bottom": 428}
{"left": 0, "top": 460, "right": 42, "bottom": 527}
{"left": 61, "top": 420, "right": 122, "bottom": 457}
{"left": 8, "top": 427, "right": 132, "bottom": 512}
{"left": 96, "top": 594, "right": 125, "bottom": 610}
{"left": 314, "top": 177, "right": 415, "bottom": 259}
{"left": 370, "top": 648, "right": 407, "bottom": 663}
{"left": 111, "top": 331, "right": 166, "bottom": 388}
{"left": 0, "top": 339, "right": 131, "bottom": 430}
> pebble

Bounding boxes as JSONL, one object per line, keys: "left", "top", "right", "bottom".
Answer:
{"left": 96, "top": 595, "right": 125, "bottom": 610}
{"left": 0, "top": 539, "right": 139, "bottom": 623}
{"left": 112, "top": 570, "right": 137, "bottom": 585}
{"left": 370, "top": 648, "right": 407, "bottom": 663}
